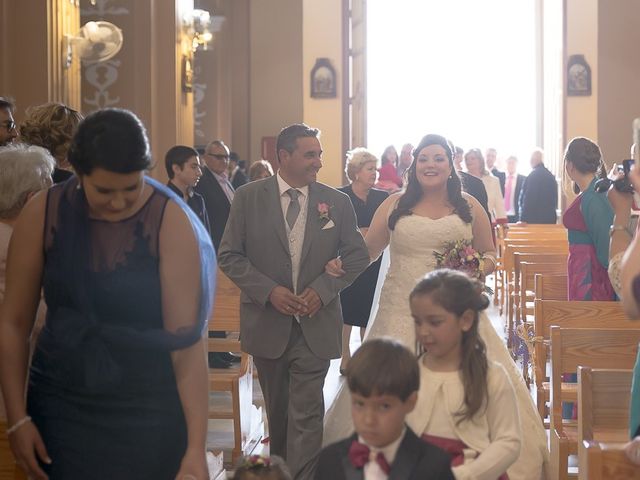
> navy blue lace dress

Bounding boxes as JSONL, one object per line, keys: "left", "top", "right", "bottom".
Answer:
{"left": 27, "top": 178, "right": 216, "bottom": 479}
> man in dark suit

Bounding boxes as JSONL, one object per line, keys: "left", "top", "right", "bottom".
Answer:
{"left": 519, "top": 148, "right": 558, "bottom": 224}
{"left": 503, "top": 155, "right": 526, "bottom": 223}
{"left": 486, "top": 147, "right": 506, "bottom": 195}
{"left": 229, "top": 151, "right": 248, "bottom": 189}
{"left": 195, "top": 139, "right": 234, "bottom": 251}
{"left": 195, "top": 140, "right": 236, "bottom": 369}
{"left": 453, "top": 146, "right": 490, "bottom": 217}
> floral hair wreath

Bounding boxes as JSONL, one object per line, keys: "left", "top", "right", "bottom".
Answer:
{"left": 241, "top": 455, "right": 271, "bottom": 469}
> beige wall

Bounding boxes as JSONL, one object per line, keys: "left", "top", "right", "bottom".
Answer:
{"left": 565, "top": 0, "right": 598, "bottom": 145}
{"left": 200, "top": 0, "right": 344, "bottom": 186}
{"left": 0, "top": 0, "right": 81, "bottom": 118}
{"left": 597, "top": 0, "right": 640, "bottom": 167}
{"left": 564, "top": 0, "right": 640, "bottom": 169}
{"left": 248, "top": 0, "right": 303, "bottom": 166}
{"left": 303, "top": 0, "right": 343, "bottom": 187}
{"left": 79, "top": 0, "right": 194, "bottom": 182}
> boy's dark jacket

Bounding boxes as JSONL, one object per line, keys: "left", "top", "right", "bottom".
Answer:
{"left": 315, "top": 428, "right": 455, "bottom": 480}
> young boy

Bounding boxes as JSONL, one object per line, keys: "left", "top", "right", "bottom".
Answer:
{"left": 315, "top": 338, "right": 454, "bottom": 480}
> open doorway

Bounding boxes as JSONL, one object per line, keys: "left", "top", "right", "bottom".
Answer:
{"left": 366, "top": 0, "right": 540, "bottom": 173}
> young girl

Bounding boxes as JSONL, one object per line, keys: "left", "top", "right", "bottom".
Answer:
{"left": 232, "top": 455, "right": 291, "bottom": 480}
{"left": 406, "top": 269, "right": 521, "bottom": 480}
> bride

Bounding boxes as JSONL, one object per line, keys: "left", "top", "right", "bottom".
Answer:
{"left": 324, "top": 134, "right": 549, "bottom": 479}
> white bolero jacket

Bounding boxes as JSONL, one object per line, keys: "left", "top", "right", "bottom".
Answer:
{"left": 406, "top": 361, "right": 522, "bottom": 480}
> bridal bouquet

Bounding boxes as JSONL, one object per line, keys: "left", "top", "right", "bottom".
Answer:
{"left": 433, "top": 239, "right": 493, "bottom": 294}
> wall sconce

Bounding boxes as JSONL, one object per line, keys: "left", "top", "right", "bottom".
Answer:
{"left": 184, "top": 9, "right": 214, "bottom": 53}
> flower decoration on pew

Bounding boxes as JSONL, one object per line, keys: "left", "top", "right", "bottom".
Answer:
{"left": 242, "top": 454, "right": 271, "bottom": 469}
{"left": 433, "top": 239, "right": 493, "bottom": 294}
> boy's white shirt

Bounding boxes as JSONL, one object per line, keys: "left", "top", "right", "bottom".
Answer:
{"left": 357, "top": 427, "right": 406, "bottom": 480}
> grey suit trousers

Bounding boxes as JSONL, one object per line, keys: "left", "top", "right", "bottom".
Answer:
{"left": 253, "top": 320, "right": 330, "bottom": 480}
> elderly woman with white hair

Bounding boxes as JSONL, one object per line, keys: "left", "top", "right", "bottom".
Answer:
{"left": 0, "top": 144, "right": 55, "bottom": 301}
{"left": 337, "top": 147, "right": 388, "bottom": 373}
{"left": 0, "top": 144, "right": 54, "bottom": 432}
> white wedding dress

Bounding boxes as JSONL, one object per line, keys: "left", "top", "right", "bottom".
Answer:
{"left": 323, "top": 214, "right": 549, "bottom": 480}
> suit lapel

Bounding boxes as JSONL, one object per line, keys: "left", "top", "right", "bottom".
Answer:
{"left": 264, "top": 176, "right": 290, "bottom": 254}
{"left": 389, "top": 430, "right": 420, "bottom": 480}
{"left": 341, "top": 455, "right": 364, "bottom": 480}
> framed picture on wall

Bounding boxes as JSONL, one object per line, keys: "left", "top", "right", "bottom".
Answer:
{"left": 567, "top": 54, "right": 591, "bottom": 96}
{"left": 182, "top": 54, "right": 194, "bottom": 93}
{"left": 310, "top": 58, "right": 337, "bottom": 98}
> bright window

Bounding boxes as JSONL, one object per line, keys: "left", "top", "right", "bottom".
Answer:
{"left": 367, "top": 0, "right": 537, "bottom": 172}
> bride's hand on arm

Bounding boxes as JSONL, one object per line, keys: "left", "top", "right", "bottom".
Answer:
{"left": 465, "top": 193, "right": 497, "bottom": 275}
{"left": 324, "top": 257, "right": 345, "bottom": 277}
{"left": 324, "top": 193, "right": 397, "bottom": 278}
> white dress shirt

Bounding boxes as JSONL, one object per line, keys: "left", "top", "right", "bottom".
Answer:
{"left": 504, "top": 173, "right": 518, "bottom": 216}
{"left": 358, "top": 427, "right": 406, "bottom": 480}
{"left": 212, "top": 170, "right": 235, "bottom": 203}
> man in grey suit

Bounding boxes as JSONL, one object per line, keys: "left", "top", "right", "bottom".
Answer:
{"left": 218, "top": 124, "right": 369, "bottom": 479}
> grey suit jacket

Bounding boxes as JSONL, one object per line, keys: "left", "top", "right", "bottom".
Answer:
{"left": 218, "top": 175, "right": 369, "bottom": 360}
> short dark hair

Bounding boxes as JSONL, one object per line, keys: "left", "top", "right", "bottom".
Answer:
{"left": 165, "top": 145, "right": 199, "bottom": 179}
{"left": 454, "top": 145, "right": 464, "bottom": 155}
{"left": 347, "top": 338, "right": 419, "bottom": 401}
{"left": 275, "top": 123, "right": 320, "bottom": 162}
{"left": 68, "top": 108, "right": 153, "bottom": 175}
{"left": 0, "top": 96, "right": 15, "bottom": 112}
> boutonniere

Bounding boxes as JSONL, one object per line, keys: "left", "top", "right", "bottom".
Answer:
{"left": 317, "top": 202, "right": 331, "bottom": 221}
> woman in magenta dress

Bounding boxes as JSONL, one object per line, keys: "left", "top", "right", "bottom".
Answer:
{"left": 562, "top": 136, "right": 615, "bottom": 300}
{"left": 376, "top": 145, "right": 403, "bottom": 192}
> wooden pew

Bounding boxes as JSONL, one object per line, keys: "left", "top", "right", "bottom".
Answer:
{"left": 535, "top": 274, "right": 568, "bottom": 302}
{"left": 516, "top": 255, "right": 567, "bottom": 327}
{"left": 503, "top": 242, "right": 568, "bottom": 348}
{"left": 550, "top": 327, "right": 640, "bottom": 480}
{"left": 518, "top": 261, "right": 567, "bottom": 324}
{"left": 493, "top": 223, "right": 565, "bottom": 313}
{"left": 532, "top": 300, "right": 636, "bottom": 427}
{"left": 578, "top": 367, "right": 632, "bottom": 478}
{"left": 581, "top": 441, "right": 640, "bottom": 479}
{"left": 514, "top": 260, "right": 567, "bottom": 385}
{"left": 209, "top": 268, "right": 262, "bottom": 463}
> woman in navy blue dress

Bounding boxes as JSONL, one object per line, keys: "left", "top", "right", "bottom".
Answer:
{"left": 0, "top": 109, "right": 216, "bottom": 480}
{"left": 338, "top": 148, "right": 389, "bottom": 373}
